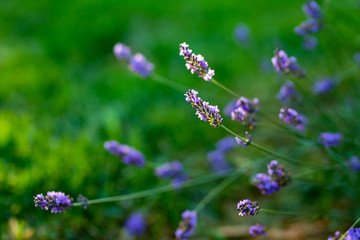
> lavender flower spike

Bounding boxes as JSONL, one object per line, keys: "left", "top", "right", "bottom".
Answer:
{"left": 124, "top": 212, "right": 147, "bottom": 237}
{"left": 253, "top": 173, "right": 280, "bottom": 195}
{"left": 237, "top": 199, "right": 261, "bottom": 216}
{"left": 348, "top": 156, "right": 360, "bottom": 172}
{"left": 235, "top": 131, "right": 252, "bottom": 147}
{"left": 129, "top": 53, "right": 154, "bottom": 78}
{"left": 34, "top": 191, "right": 73, "bottom": 213}
{"left": 185, "top": 89, "right": 223, "bottom": 127}
{"left": 231, "top": 97, "right": 260, "bottom": 130}
{"left": 249, "top": 224, "right": 267, "bottom": 237}
{"left": 271, "top": 49, "right": 305, "bottom": 78}
{"left": 113, "top": 43, "right": 132, "bottom": 60}
{"left": 175, "top": 210, "right": 197, "bottom": 240}
{"left": 303, "top": 1, "right": 322, "bottom": 19}
{"left": 327, "top": 231, "right": 341, "bottom": 240}
{"left": 277, "top": 81, "right": 298, "bottom": 105}
{"left": 179, "top": 42, "right": 215, "bottom": 81}
{"left": 155, "top": 160, "right": 183, "bottom": 178}
{"left": 104, "top": 140, "right": 146, "bottom": 167}
{"left": 345, "top": 227, "right": 360, "bottom": 239}
{"left": 279, "top": 108, "right": 307, "bottom": 131}
{"left": 318, "top": 132, "right": 342, "bottom": 147}
{"left": 313, "top": 78, "right": 334, "bottom": 95}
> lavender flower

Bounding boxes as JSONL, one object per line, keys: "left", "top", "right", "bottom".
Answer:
{"left": 231, "top": 97, "right": 259, "bottom": 130}
{"left": 124, "top": 212, "right": 147, "bottom": 237}
{"left": 328, "top": 231, "right": 341, "bottom": 240}
{"left": 113, "top": 43, "right": 132, "bottom": 60}
{"left": 77, "top": 194, "right": 88, "bottom": 209}
{"left": 249, "top": 224, "right": 267, "bottom": 237}
{"left": 216, "top": 136, "right": 237, "bottom": 152}
{"left": 313, "top": 78, "right": 334, "bottom": 95}
{"left": 294, "top": 18, "right": 322, "bottom": 36}
{"left": 347, "top": 156, "right": 360, "bottom": 172}
{"left": 171, "top": 174, "right": 189, "bottom": 190}
{"left": 234, "top": 23, "right": 250, "bottom": 44}
{"left": 155, "top": 160, "right": 183, "bottom": 178}
{"left": 279, "top": 108, "right": 307, "bottom": 131}
{"left": 207, "top": 150, "right": 232, "bottom": 173}
{"left": 185, "top": 89, "right": 223, "bottom": 127}
{"left": 224, "top": 99, "right": 237, "bottom": 117}
{"left": 277, "top": 81, "right": 299, "bottom": 106}
{"left": 318, "top": 132, "right": 342, "bottom": 147}
{"left": 267, "top": 160, "right": 291, "bottom": 188}
{"left": 129, "top": 53, "right": 154, "bottom": 78}
{"left": 354, "top": 53, "right": 360, "bottom": 65}
{"left": 34, "top": 191, "right": 73, "bottom": 213}
{"left": 346, "top": 228, "right": 360, "bottom": 239}
{"left": 253, "top": 173, "right": 280, "bottom": 195}
{"left": 104, "top": 140, "right": 146, "bottom": 167}
{"left": 271, "top": 49, "right": 306, "bottom": 78}
{"left": 179, "top": 42, "right": 215, "bottom": 81}
{"left": 175, "top": 210, "right": 197, "bottom": 240}
{"left": 303, "top": 35, "right": 319, "bottom": 50}
{"left": 303, "top": 1, "right": 322, "bottom": 18}
{"left": 237, "top": 199, "right": 261, "bottom": 216}
{"left": 235, "top": 131, "right": 252, "bottom": 147}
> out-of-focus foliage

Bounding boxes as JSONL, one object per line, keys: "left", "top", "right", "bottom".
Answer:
{"left": 0, "top": 0, "right": 360, "bottom": 239}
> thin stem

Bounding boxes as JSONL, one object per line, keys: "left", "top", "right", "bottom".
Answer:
{"left": 194, "top": 173, "right": 239, "bottom": 213}
{"left": 261, "top": 208, "right": 300, "bottom": 216}
{"left": 340, "top": 216, "right": 360, "bottom": 240}
{"left": 151, "top": 72, "right": 188, "bottom": 93}
{"left": 211, "top": 78, "right": 241, "bottom": 99}
{"left": 72, "top": 169, "right": 235, "bottom": 207}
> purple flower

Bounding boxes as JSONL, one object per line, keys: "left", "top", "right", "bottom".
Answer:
{"left": 207, "top": 150, "right": 232, "bottom": 173}
{"left": 235, "top": 131, "right": 252, "bottom": 147}
{"left": 318, "top": 132, "right": 342, "bottom": 147}
{"left": 303, "top": 1, "right": 322, "bottom": 19}
{"left": 267, "top": 160, "right": 291, "bottom": 188}
{"left": 77, "top": 194, "right": 88, "bottom": 209}
{"left": 347, "top": 156, "right": 360, "bottom": 172}
{"left": 216, "top": 137, "right": 237, "bottom": 152}
{"left": 272, "top": 49, "right": 306, "bottom": 78}
{"left": 175, "top": 210, "right": 197, "bottom": 240}
{"left": 328, "top": 231, "right": 341, "bottom": 240}
{"left": 179, "top": 42, "right": 215, "bottom": 81}
{"left": 231, "top": 97, "right": 259, "bottom": 130}
{"left": 113, "top": 43, "right": 132, "bottom": 60}
{"left": 249, "top": 224, "right": 267, "bottom": 237}
{"left": 234, "top": 23, "right": 250, "bottom": 44}
{"left": 277, "top": 81, "right": 299, "bottom": 105}
{"left": 313, "top": 78, "right": 334, "bottom": 95}
{"left": 171, "top": 174, "right": 189, "bottom": 190}
{"left": 303, "top": 35, "right": 319, "bottom": 50}
{"left": 104, "top": 140, "right": 146, "bottom": 167}
{"left": 129, "top": 53, "right": 154, "bottom": 78}
{"left": 294, "top": 18, "right": 322, "bottom": 36}
{"left": 224, "top": 99, "right": 237, "bottom": 117}
{"left": 34, "top": 191, "right": 73, "bottom": 213}
{"left": 185, "top": 89, "right": 223, "bottom": 127}
{"left": 279, "top": 108, "right": 307, "bottom": 131}
{"left": 354, "top": 53, "right": 360, "bottom": 65}
{"left": 237, "top": 199, "right": 261, "bottom": 216}
{"left": 124, "top": 212, "right": 147, "bottom": 237}
{"left": 253, "top": 173, "right": 280, "bottom": 195}
{"left": 345, "top": 227, "right": 360, "bottom": 240}
{"left": 155, "top": 160, "right": 183, "bottom": 178}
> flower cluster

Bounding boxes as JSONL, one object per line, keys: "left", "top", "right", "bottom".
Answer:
{"left": 279, "top": 108, "right": 307, "bottom": 131}
{"left": 318, "top": 132, "right": 342, "bottom": 147}
{"left": 253, "top": 160, "right": 291, "bottom": 195}
{"left": 155, "top": 160, "right": 188, "bottom": 189}
{"left": 235, "top": 131, "right": 252, "bottom": 147}
{"left": 207, "top": 137, "right": 237, "bottom": 173}
{"left": 328, "top": 228, "right": 360, "bottom": 240}
{"left": 113, "top": 42, "right": 154, "bottom": 78}
{"left": 185, "top": 89, "right": 223, "bottom": 127}
{"left": 312, "top": 78, "right": 334, "bottom": 95}
{"left": 34, "top": 191, "right": 73, "bottom": 213}
{"left": 124, "top": 212, "right": 147, "bottom": 237}
{"left": 249, "top": 224, "right": 267, "bottom": 237}
{"left": 237, "top": 199, "right": 261, "bottom": 216}
{"left": 328, "top": 231, "right": 341, "bottom": 240}
{"left": 104, "top": 140, "right": 146, "bottom": 167}
{"left": 271, "top": 49, "right": 306, "bottom": 78}
{"left": 348, "top": 156, "right": 360, "bottom": 172}
{"left": 179, "top": 42, "right": 215, "bottom": 81}
{"left": 77, "top": 194, "right": 88, "bottom": 209}
{"left": 277, "top": 81, "right": 299, "bottom": 106}
{"left": 175, "top": 210, "right": 197, "bottom": 240}
{"left": 231, "top": 97, "right": 260, "bottom": 130}
{"left": 294, "top": 1, "right": 323, "bottom": 50}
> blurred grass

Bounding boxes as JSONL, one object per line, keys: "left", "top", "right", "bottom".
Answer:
{"left": 0, "top": 0, "right": 360, "bottom": 239}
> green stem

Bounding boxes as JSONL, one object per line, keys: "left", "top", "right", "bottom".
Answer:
{"left": 72, "top": 169, "right": 235, "bottom": 207}
{"left": 261, "top": 208, "right": 300, "bottom": 216}
{"left": 151, "top": 72, "right": 188, "bottom": 92}
{"left": 340, "top": 216, "right": 360, "bottom": 240}
{"left": 211, "top": 78, "right": 241, "bottom": 99}
{"left": 194, "top": 173, "right": 239, "bottom": 213}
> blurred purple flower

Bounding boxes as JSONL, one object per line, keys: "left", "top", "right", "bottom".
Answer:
{"left": 354, "top": 53, "right": 360, "bottom": 65}
{"left": 207, "top": 150, "right": 232, "bottom": 173}
{"left": 171, "top": 174, "right": 189, "bottom": 190}
{"left": 235, "top": 131, "right": 252, "bottom": 147}
{"left": 224, "top": 99, "right": 237, "bottom": 117}
{"left": 347, "top": 156, "right": 360, "bottom": 172}
{"left": 179, "top": 42, "right": 215, "bottom": 81}
{"left": 216, "top": 136, "right": 237, "bottom": 152}
{"left": 129, "top": 53, "right": 154, "bottom": 78}
{"left": 231, "top": 97, "right": 259, "bottom": 130}
{"left": 253, "top": 173, "right": 280, "bottom": 195}
{"left": 295, "top": 18, "right": 322, "bottom": 36}
{"left": 113, "top": 43, "right": 132, "bottom": 60}
{"left": 185, "top": 89, "right": 223, "bottom": 127}
{"left": 279, "top": 108, "right": 307, "bottom": 131}
{"left": 155, "top": 160, "right": 183, "bottom": 178}
{"left": 303, "top": 35, "right": 319, "bottom": 50}
{"left": 272, "top": 49, "right": 306, "bottom": 78}
{"left": 104, "top": 140, "right": 146, "bottom": 167}
{"left": 124, "top": 212, "right": 147, "bottom": 237}
{"left": 249, "top": 224, "right": 267, "bottom": 237}
{"left": 234, "top": 23, "right": 250, "bottom": 44}
{"left": 77, "top": 194, "right": 88, "bottom": 209}
{"left": 175, "top": 210, "right": 197, "bottom": 240}
{"left": 267, "top": 160, "right": 291, "bottom": 188}
{"left": 313, "top": 78, "right": 334, "bottom": 95}
{"left": 34, "top": 191, "right": 73, "bottom": 213}
{"left": 328, "top": 231, "right": 341, "bottom": 240}
{"left": 277, "top": 81, "right": 299, "bottom": 105}
{"left": 303, "top": 1, "right": 322, "bottom": 18}
{"left": 346, "top": 227, "right": 360, "bottom": 239}
{"left": 237, "top": 199, "right": 261, "bottom": 216}
{"left": 318, "top": 132, "right": 342, "bottom": 147}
